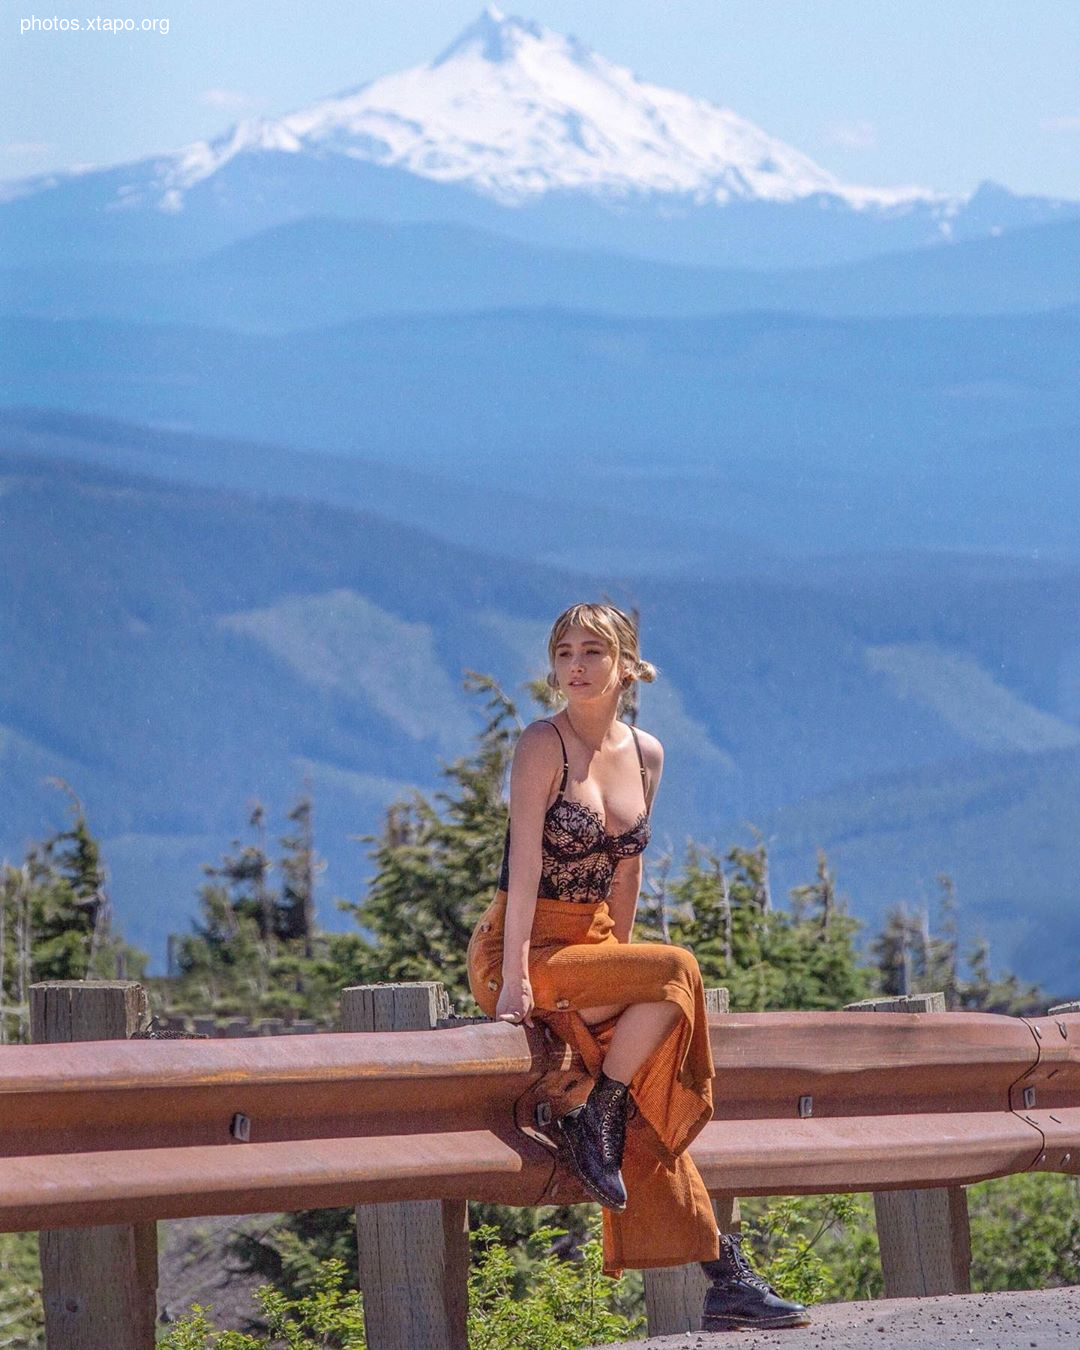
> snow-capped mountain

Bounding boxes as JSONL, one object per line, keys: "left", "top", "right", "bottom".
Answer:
{"left": 153, "top": 4, "right": 932, "bottom": 214}
{"left": 1, "top": 6, "right": 1076, "bottom": 269}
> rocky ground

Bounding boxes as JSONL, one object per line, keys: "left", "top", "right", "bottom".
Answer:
{"left": 156, "top": 1213, "right": 284, "bottom": 1333}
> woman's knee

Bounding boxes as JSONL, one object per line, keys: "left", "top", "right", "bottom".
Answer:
{"left": 639, "top": 941, "right": 703, "bottom": 988}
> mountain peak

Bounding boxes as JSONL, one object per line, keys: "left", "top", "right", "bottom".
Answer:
{"left": 432, "top": 6, "right": 582, "bottom": 69}
{"left": 146, "top": 9, "right": 942, "bottom": 215}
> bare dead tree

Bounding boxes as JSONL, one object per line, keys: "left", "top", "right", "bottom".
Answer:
{"left": 0, "top": 866, "right": 8, "bottom": 1045}
{"left": 16, "top": 863, "right": 31, "bottom": 1042}
{"left": 717, "top": 856, "right": 733, "bottom": 967}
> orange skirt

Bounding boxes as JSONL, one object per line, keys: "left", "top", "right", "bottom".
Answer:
{"left": 467, "top": 889, "right": 720, "bottom": 1277}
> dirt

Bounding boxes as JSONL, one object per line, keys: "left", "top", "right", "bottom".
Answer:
{"left": 156, "top": 1212, "right": 284, "bottom": 1332}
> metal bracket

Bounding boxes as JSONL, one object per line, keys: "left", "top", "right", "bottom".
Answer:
{"left": 534, "top": 1101, "right": 552, "bottom": 1128}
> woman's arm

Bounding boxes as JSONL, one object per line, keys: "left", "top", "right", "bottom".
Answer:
{"left": 607, "top": 731, "right": 664, "bottom": 944}
{"left": 497, "top": 722, "right": 562, "bottom": 1022}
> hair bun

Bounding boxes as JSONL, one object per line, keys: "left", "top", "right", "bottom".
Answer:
{"left": 635, "top": 658, "right": 658, "bottom": 684}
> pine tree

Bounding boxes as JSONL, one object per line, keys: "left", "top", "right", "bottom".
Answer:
{"left": 639, "top": 838, "right": 868, "bottom": 1011}
{"left": 0, "top": 787, "right": 145, "bottom": 1042}
{"left": 784, "top": 851, "right": 869, "bottom": 1011}
{"left": 924, "top": 874, "right": 960, "bottom": 1007}
{"left": 167, "top": 792, "right": 340, "bottom": 1020}
{"left": 280, "top": 793, "right": 321, "bottom": 956}
{"left": 23, "top": 780, "right": 107, "bottom": 980}
{"left": 339, "top": 672, "right": 519, "bottom": 1009}
{"left": 871, "top": 904, "right": 915, "bottom": 997}
{"left": 173, "top": 848, "right": 271, "bottom": 1014}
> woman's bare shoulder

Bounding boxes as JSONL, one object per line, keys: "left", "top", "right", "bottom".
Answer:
{"left": 631, "top": 725, "right": 664, "bottom": 774}
{"left": 513, "top": 718, "right": 565, "bottom": 762}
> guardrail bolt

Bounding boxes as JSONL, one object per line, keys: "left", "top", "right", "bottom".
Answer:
{"left": 1023, "top": 1086, "right": 1036, "bottom": 1110}
{"left": 798, "top": 1095, "right": 813, "bottom": 1118}
{"left": 230, "top": 1113, "right": 252, "bottom": 1142}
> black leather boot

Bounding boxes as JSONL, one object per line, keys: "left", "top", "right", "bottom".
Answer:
{"left": 701, "top": 1232, "right": 810, "bottom": 1331}
{"left": 554, "top": 1070, "right": 629, "bottom": 1211}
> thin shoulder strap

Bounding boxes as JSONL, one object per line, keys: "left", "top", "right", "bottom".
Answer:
{"left": 629, "top": 725, "right": 650, "bottom": 811}
{"left": 543, "top": 719, "right": 570, "bottom": 798}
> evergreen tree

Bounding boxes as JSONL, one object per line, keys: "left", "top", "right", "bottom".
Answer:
{"left": 22, "top": 780, "right": 107, "bottom": 980}
{"left": 339, "top": 671, "right": 519, "bottom": 1009}
{"left": 280, "top": 793, "right": 320, "bottom": 956}
{"left": 869, "top": 882, "right": 1048, "bottom": 1014}
{"left": 166, "top": 794, "right": 339, "bottom": 1020}
{"left": 1, "top": 786, "right": 145, "bottom": 1041}
{"left": 922, "top": 875, "right": 959, "bottom": 1007}
{"left": 870, "top": 904, "right": 916, "bottom": 997}
{"left": 172, "top": 806, "right": 274, "bottom": 1012}
{"left": 637, "top": 838, "right": 869, "bottom": 1011}
{"left": 956, "top": 935, "right": 1046, "bottom": 1015}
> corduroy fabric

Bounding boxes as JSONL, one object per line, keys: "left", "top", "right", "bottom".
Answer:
{"left": 467, "top": 889, "right": 720, "bottom": 1277}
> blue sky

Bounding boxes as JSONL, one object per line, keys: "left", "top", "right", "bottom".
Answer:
{"left": 3, "top": 0, "right": 1078, "bottom": 198}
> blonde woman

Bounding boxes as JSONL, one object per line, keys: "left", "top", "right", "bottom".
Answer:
{"left": 467, "top": 602, "right": 807, "bottom": 1331}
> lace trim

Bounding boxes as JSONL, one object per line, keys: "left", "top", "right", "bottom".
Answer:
{"left": 497, "top": 719, "right": 652, "bottom": 903}
{"left": 538, "top": 799, "right": 650, "bottom": 903}
{"left": 543, "top": 797, "right": 650, "bottom": 856}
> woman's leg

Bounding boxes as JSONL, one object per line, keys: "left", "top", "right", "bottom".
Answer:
{"left": 579, "top": 1000, "right": 682, "bottom": 1083}
{"left": 555, "top": 996, "right": 697, "bottom": 1214}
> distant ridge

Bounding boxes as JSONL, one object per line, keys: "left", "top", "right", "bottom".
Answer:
{"left": 4, "top": 447, "right": 1080, "bottom": 990}
{"left": 4, "top": 214, "right": 1078, "bottom": 334}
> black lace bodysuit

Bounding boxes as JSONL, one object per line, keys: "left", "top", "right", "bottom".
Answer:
{"left": 497, "top": 719, "right": 652, "bottom": 904}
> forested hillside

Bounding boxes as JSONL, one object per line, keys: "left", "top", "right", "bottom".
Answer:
{"left": 3, "top": 450, "right": 1079, "bottom": 991}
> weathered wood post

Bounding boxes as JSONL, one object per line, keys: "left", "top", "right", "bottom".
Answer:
{"left": 845, "top": 992, "right": 972, "bottom": 1297}
{"left": 342, "top": 982, "right": 469, "bottom": 1350}
{"left": 643, "top": 987, "right": 737, "bottom": 1336}
{"left": 31, "top": 980, "right": 158, "bottom": 1350}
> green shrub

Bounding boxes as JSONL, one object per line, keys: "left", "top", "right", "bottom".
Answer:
{"left": 467, "top": 1220, "right": 644, "bottom": 1350}
{"left": 159, "top": 1258, "right": 363, "bottom": 1349}
{"left": 159, "top": 1218, "right": 642, "bottom": 1350}
{"left": 743, "top": 1193, "right": 880, "bottom": 1306}
{"left": 970, "top": 1173, "right": 1080, "bottom": 1291}
{"left": 0, "top": 1230, "right": 44, "bottom": 1349}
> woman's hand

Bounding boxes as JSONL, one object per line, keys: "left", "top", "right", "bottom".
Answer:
{"left": 496, "top": 972, "right": 535, "bottom": 1027}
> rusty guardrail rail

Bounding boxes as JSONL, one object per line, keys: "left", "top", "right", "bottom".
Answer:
{"left": 696, "top": 1008, "right": 1080, "bottom": 1195}
{"left": 2, "top": 1009, "right": 1077, "bottom": 1233}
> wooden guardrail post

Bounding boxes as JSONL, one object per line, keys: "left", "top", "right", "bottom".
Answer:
{"left": 31, "top": 980, "right": 158, "bottom": 1350}
{"left": 845, "top": 992, "right": 972, "bottom": 1297}
{"left": 643, "top": 987, "right": 737, "bottom": 1335}
{"left": 343, "top": 982, "right": 468, "bottom": 1350}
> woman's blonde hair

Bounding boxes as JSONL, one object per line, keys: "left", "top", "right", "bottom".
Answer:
{"left": 545, "top": 602, "right": 658, "bottom": 706}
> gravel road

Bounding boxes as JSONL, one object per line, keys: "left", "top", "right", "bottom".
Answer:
{"left": 595, "top": 1286, "right": 1080, "bottom": 1349}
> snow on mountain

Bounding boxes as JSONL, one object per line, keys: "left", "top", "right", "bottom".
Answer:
{"left": 145, "top": 5, "right": 940, "bottom": 215}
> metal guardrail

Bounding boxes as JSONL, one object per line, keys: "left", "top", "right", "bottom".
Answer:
{"left": 1, "top": 1009, "right": 1077, "bottom": 1232}
{"left": 696, "top": 1008, "right": 1080, "bottom": 1195}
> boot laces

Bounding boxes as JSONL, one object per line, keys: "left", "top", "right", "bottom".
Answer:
{"left": 726, "top": 1235, "right": 773, "bottom": 1294}
{"left": 599, "top": 1113, "right": 624, "bottom": 1162}
{"left": 593, "top": 1082, "right": 628, "bottom": 1165}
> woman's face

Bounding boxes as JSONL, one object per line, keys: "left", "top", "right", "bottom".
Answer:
{"left": 552, "top": 624, "right": 624, "bottom": 700}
